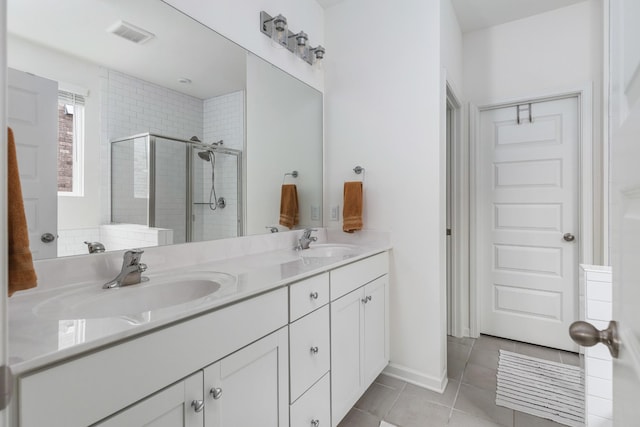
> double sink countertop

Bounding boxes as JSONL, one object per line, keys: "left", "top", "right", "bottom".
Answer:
{"left": 9, "top": 229, "right": 391, "bottom": 375}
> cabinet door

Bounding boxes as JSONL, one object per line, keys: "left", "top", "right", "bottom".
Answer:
{"left": 204, "top": 327, "right": 289, "bottom": 427}
{"left": 96, "top": 372, "right": 203, "bottom": 427}
{"left": 331, "top": 288, "right": 363, "bottom": 427}
{"left": 363, "top": 276, "right": 388, "bottom": 387}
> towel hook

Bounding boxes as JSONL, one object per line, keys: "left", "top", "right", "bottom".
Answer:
{"left": 283, "top": 170, "right": 299, "bottom": 185}
{"left": 353, "top": 166, "right": 365, "bottom": 181}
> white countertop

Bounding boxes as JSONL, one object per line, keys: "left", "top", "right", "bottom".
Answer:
{"left": 9, "top": 229, "right": 390, "bottom": 375}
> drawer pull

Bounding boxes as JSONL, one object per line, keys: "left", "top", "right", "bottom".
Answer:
{"left": 310, "top": 292, "right": 319, "bottom": 300}
{"left": 361, "top": 295, "right": 372, "bottom": 304}
{"left": 210, "top": 387, "right": 223, "bottom": 400}
{"left": 191, "top": 399, "right": 204, "bottom": 413}
{"left": 310, "top": 346, "right": 319, "bottom": 354}
{"left": 311, "top": 420, "right": 320, "bottom": 427}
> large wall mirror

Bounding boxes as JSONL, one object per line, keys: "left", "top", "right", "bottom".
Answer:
{"left": 7, "top": 0, "right": 323, "bottom": 260}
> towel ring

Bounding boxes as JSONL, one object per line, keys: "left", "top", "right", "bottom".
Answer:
{"left": 353, "top": 166, "right": 365, "bottom": 181}
{"left": 283, "top": 170, "right": 299, "bottom": 185}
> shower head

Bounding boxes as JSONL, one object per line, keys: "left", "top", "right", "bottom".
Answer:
{"left": 197, "top": 150, "right": 211, "bottom": 161}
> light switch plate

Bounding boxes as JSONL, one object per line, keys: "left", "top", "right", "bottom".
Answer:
{"left": 330, "top": 205, "right": 339, "bottom": 221}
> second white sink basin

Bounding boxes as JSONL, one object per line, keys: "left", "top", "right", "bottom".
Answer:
{"left": 34, "top": 272, "right": 236, "bottom": 320}
{"left": 298, "top": 243, "right": 359, "bottom": 259}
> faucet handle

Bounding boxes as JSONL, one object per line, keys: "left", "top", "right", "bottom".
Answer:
{"left": 123, "top": 248, "right": 144, "bottom": 266}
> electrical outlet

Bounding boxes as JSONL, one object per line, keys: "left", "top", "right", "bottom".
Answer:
{"left": 330, "top": 205, "right": 339, "bottom": 221}
{"left": 311, "top": 205, "right": 320, "bottom": 221}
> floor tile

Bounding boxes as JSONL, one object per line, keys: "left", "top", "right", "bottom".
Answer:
{"left": 374, "top": 373, "right": 407, "bottom": 391}
{"left": 449, "top": 335, "right": 476, "bottom": 347}
{"left": 385, "top": 394, "right": 451, "bottom": 427}
{"left": 449, "top": 341, "right": 474, "bottom": 362}
{"left": 449, "top": 410, "right": 504, "bottom": 426}
{"left": 401, "top": 379, "right": 459, "bottom": 408}
{"left": 475, "top": 335, "right": 517, "bottom": 352}
{"left": 514, "top": 411, "right": 566, "bottom": 427}
{"left": 461, "top": 362, "right": 497, "bottom": 392}
{"left": 514, "top": 342, "right": 561, "bottom": 363}
{"left": 468, "top": 346, "right": 500, "bottom": 371}
{"left": 355, "top": 382, "right": 401, "bottom": 419}
{"left": 337, "top": 408, "right": 380, "bottom": 427}
{"left": 448, "top": 355, "right": 467, "bottom": 379}
{"left": 454, "top": 383, "right": 514, "bottom": 427}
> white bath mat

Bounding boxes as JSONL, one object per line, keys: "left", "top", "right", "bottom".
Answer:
{"left": 379, "top": 422, "right": 397, "bottom": 427}
{"left": 496, "top": 350, "right": 585, "bottom": 427}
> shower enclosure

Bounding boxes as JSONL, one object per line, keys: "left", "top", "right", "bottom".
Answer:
{"left": 111, "top": 132, "right": 243, "bottom": 244}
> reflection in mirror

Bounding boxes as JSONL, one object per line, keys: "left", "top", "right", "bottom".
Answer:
{"left": 7, "top": 0, "right": 323, "bottom": 260}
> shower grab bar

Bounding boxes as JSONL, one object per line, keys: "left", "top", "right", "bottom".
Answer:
{"left": 283, "top": 170, "right": 299, "bottom": 185}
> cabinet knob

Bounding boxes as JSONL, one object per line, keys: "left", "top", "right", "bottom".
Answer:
{"left": 310, "top": 292, "right": 319, "bottom": 300}
{"left": 191, "top": 399, "right": 204, "bottom": 413}
{"left": 310, "top": 346, "right": 319, "bottom": 354}
{"left": 361, "top": 297, "right": 368, "bottom": 304}
{"left": 311, "top": 420, "right": 320, "bottom": 427}
{"left": 210, "top": 387, "right": 223, "bottom": 400}
{"left": 367, "top": 295, "right": 372, "bottom": 302}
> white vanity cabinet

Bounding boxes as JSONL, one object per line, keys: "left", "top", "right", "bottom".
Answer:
{"left": 203, "top": 327, "right": 289, "bottom": 427}
{"left": 288, "top": 273, "right": 331, "bottom": 427}
{"left": 330, "top": 252, "right": 389, "bottom": 427}
{"left": 96, "top": 372, "right": 204, "bottom": 427}
{"left": 96, "top": 327, "right": 289, "bottom": 427}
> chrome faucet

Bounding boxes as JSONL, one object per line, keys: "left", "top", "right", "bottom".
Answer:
{"left": 296, "top": 228, "right": 318, "bottom": 250}
{"left": 103, "top": 249, "right": 148, "bottom": 289}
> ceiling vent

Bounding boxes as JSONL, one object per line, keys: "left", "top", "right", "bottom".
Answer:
{"left": 107, "top": 20, "right": 155, "bottom": 44}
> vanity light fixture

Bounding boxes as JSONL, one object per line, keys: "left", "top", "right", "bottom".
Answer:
{"left": 260, "top": 11, "right": 325, "bottom": 66}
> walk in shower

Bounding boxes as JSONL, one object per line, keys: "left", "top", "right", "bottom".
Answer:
{"left": 111, "top": 132, "right": 243, "bottom": 244}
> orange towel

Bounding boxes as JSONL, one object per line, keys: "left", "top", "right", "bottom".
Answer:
{"left": 7, "top": 128, "right": 37, "bottom": 296}
{"left": 343, "top": 181, "right": 363, "bottom": 233}
{"left": 279, "top": 184, "right": 299, "bottom": 229}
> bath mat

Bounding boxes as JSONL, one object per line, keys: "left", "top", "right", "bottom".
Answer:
{"left": 496, "top": 350, "right": 585, "bottom": 427}
{"left": 379, "top": 422, "right": 397, "bottom": 427}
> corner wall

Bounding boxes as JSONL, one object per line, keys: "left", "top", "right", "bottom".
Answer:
{"left": 324, "top": 0, "right": 447, "bottom": 390}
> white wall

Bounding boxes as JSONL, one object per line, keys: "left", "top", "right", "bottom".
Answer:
{"left": 164, "top": 0, "right": 325, "bottom": 92}
{"left": 325, "top": 0, "right": 447, "bottom": 390}
{"left": 440, "top": 0, "right": 464, "bottom": 93}
{"left": 463, "top": 0, "right": 605, "bottom": 263}
{"left": 7, "top": 35, "right": 103, "bottom": 229}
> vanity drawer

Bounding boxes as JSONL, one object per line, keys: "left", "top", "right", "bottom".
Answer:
{"left": 290, "top": 372, "right": 330, "bottom": 427}
{"left": 330, "top": 252, "right": 388, "bottom": 301}
{"left": 289, "top": 272, "right": 329, "bottom": 322}
{"left": 289, "top": 305, "right": 330, "bottom": 402}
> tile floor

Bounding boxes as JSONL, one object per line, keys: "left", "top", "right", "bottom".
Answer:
{"left": 338, "top": 335, "right": 582, "bottom": 427}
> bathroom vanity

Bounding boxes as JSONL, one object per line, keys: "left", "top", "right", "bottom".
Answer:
{"left": 8, "top": 230, "right": 390, "bottom": 427}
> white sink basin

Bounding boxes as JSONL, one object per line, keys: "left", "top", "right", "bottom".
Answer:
{"left": 298, "top": 243, "right": 359, "bottom": 259}
{"left": 34, "top": 272, "right": 236, "bottom": 320}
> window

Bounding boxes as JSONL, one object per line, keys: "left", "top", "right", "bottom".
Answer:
{"left": 57, "top": 90, "right": 85, "bottom": 196}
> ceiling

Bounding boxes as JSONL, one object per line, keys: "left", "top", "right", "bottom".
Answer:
{"left": 316, "top": 0, "right": 587, "bottom": 33}
{"left": 450, "top": 0, "right": 587, "bottom": 33}
{"left": 7, "top": 0, "right": 247, "bottom": 99}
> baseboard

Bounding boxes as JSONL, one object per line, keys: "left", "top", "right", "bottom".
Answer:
{"left": 463, "top": 327, "right": 470, "bottom": 337}
{"left": 382, "top": 363, "right": 447, "bottom": 393}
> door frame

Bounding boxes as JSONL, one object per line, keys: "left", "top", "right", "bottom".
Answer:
{"left": 469, "top": 86, "right": 595, "bottom": 338}
{"left": 445, "top": 80, "right": 468, "bottom": 338}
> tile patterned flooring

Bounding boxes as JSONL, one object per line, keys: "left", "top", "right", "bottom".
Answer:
{"left": 338, "top": 335, "right": 582, "bottom": 427}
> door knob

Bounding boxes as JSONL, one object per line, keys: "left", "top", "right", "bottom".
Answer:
{"left": 41, "top": 232, "right": 56, "bottom": 243}
{"left": 569, "top": 320, "right": 620, "bottom": 358}
{"left": 563, "top": 233, "right": 575, "bottom": 242}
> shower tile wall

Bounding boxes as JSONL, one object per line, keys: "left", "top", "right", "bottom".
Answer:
{"left": 193, "top": 91, "right": 244, "bottom": 241}
{"left": 101, "top": 69, "right": 204, "bottom": 243}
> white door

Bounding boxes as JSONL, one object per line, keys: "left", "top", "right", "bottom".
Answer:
{"left": 7, "top": 68, "right": 58, "bottom": 260}
{"left": 477, "top": 97, "right": 579, "bottom": 351}
{"left": 609, "top": 0, "right": 640, "bottom": 422}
